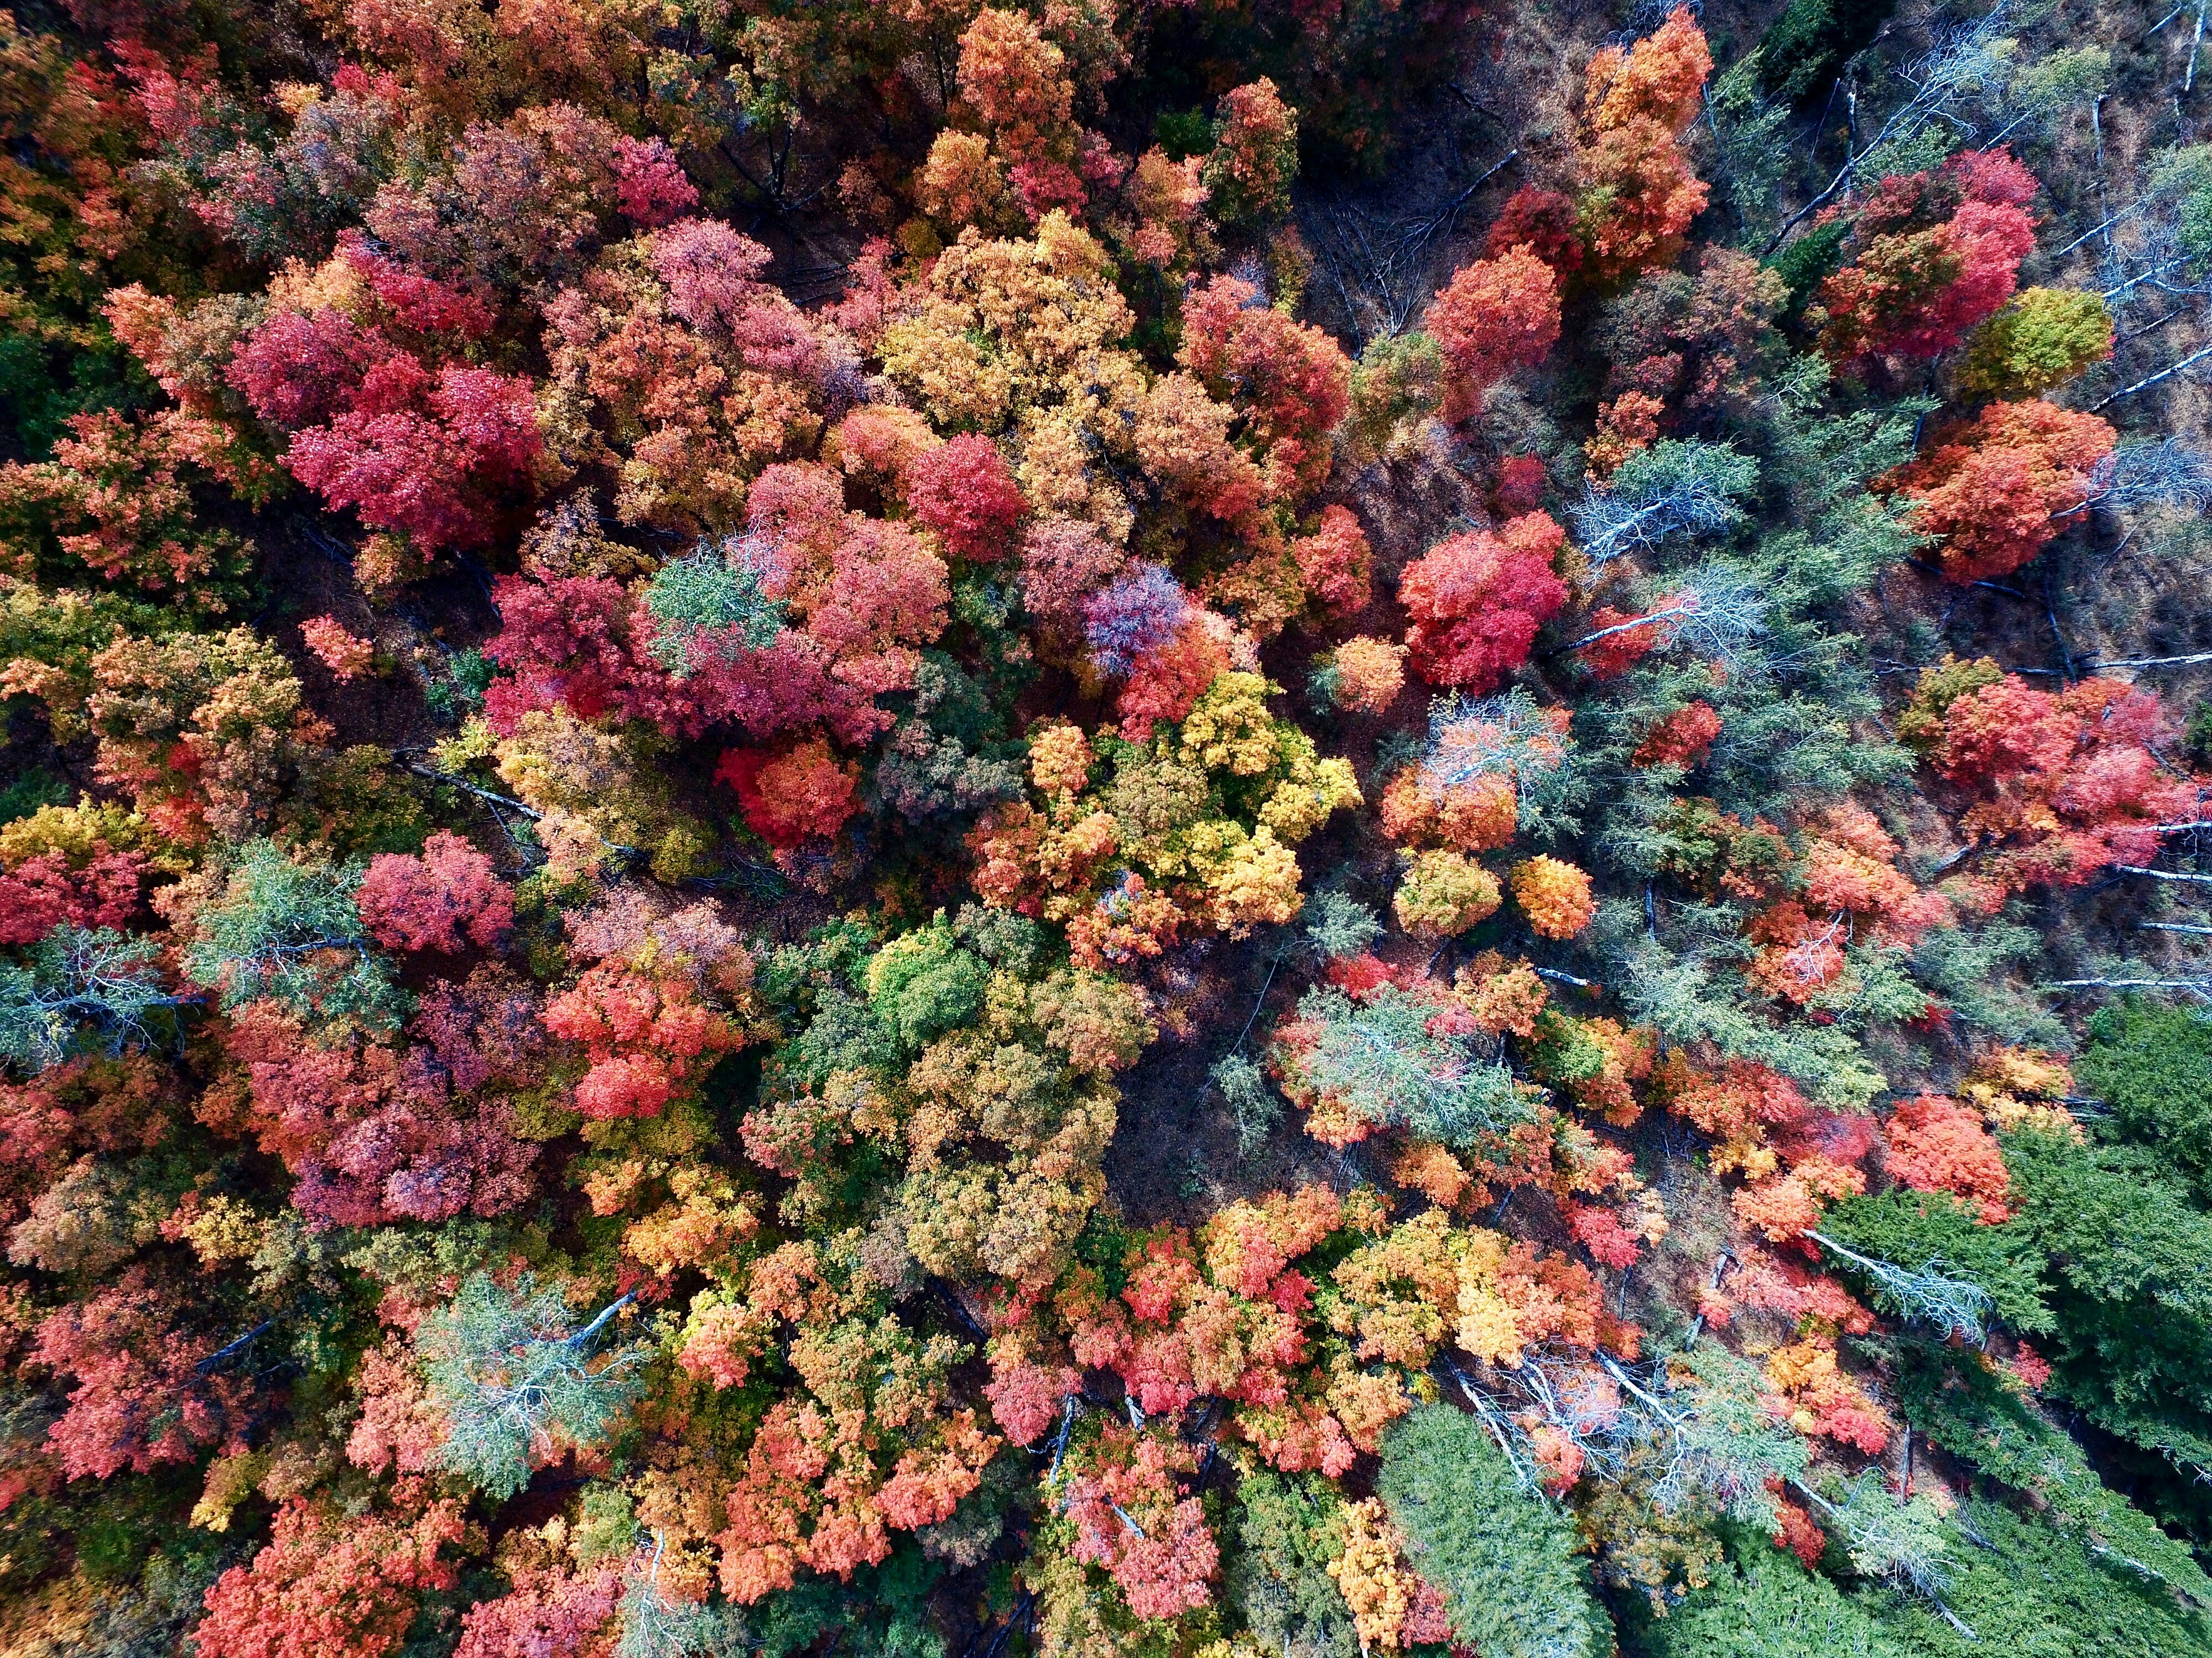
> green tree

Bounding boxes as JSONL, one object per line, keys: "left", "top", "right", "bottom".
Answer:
{"left": 1958, "top": 289, "right": 2113, "bottom": 397}
{"left": 1625, "top": 1542, "right": 1903, "bottom": 1658}
{"left": 1817, "top": 1190, "right": 2052, "bottom": 1337}
{"left": 419, "top": 1273, "right": 647, "bottom": 1501}
{"left": 1376, "top": 1403, "right": 1609, "bottom": 1658}
{"left": 180, "top": 838, "right": 402, "bottom": 1026}
{"left": 0, "top": 925, "right": 188, "bottom": 1072}
{"left": 2000, "top": 1127, "right": 2212, "bottom": 1482}
{"left": 1224, "top": 1469, "right": 1357, "bottom": 1658}
{"left": 2077, "top": 998, "right": 2212, "bottom": 1203}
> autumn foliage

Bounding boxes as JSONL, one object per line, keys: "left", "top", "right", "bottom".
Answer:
{"left": 1398, "top": 512, "right": 1570, "bottom": 691}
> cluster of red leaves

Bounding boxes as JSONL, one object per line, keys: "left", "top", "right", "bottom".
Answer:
{"left": 1815, "top": 149, "right": 2039, "bottom": 362}
{"left": 1631, "top": 700, "right": 1721, "bottom": 768}
{"left": 1882, "top": 1094, "right": 2011, "bottom": 1222}
{"left": 1289, "top": 504, "right": 1375, "bottom": 619}
{"left": 1923, "top": 671, "right": 2197, "bottom": 896}
{"left": 1765, "top": 1335, "right": 1891, "bottom": 1455}
{"left": 1399, "top": 510, "right": 1569, "bottom": 691}
{"left": 356, "top": 831, "right": 513, "bottom": 954}
{"left": 0, "top": 848, "right": 147, "bottom": 945}
{"left": 195, "top": 1489, "right": 467, "bottom": 1658}
{"left": 1052, "top": 1190, "right": 1380, "bottom": 1475}
{"left": 901, "top": 434, "right": 1024, "bottom": 562}
{"left": 1421, "top": 244, "right": 1562, "bottom": 424}
{"left": 1063, "top": 1422, "right": 1220, "bottom": 1619}
{"left": 455, "top": 1557, "right": 624, "bottom": 1658}
{"left": 0, "top": 1056, "right": 177, "bottom": 1233}
{"left": 543, "top": 961, "right": 746, "bottom": 1120}
{"left": 227, "top": 299, "right": 540, "bottom": 549}
{"left": 483, "top": 571, "right": 874, "bottom": 746}
{"left": 32, "top": 1265, "right": 252, "bottom": 1478}
{"left": 1881, "top": 398, "right": 2115, "bottom": 582}
{"left": 716, "top": 739, "right": 862, "bottom": 850}
{"left": 486, "top": 459, "right": 948, "bottom": 743}
{"left": 1180, "top": 275, "right": 1354, "bottom": 502}
{"left": 218, "top": 981, "right": 542, "bottom": 1226}
{"left": 1746, "top": 806, "right": 1951, "bottom": 1003}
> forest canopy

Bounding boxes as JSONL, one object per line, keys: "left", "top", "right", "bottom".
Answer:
{"left": 7, "top": 0, "right": 2212, "bottom": 1652}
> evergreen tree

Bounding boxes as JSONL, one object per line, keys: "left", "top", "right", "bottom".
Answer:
{"left": 1377, "top": 1403, "right": 1610, "bottom": 1658}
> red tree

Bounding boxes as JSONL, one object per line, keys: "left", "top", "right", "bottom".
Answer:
{"left": 544, "top": 962, "right": 746, "bottom": 1119}
{"left": 1289, "top": 505, "right": 1373, "bottom": 618}
{"left": 716, "top": 739, "right": 862, "bottom": 849}
{"left": 903, "top": 434, "right": 1024, "bottom": 561}
{"left": 356, "top": 831, "right": 514, "bottom": 953}
{"left": 1180, "top": 276, "right": 1353, "bottom": 501}
{"left": 455, "top": 1559, "right": 623, "bottom": 1658}
{"left": 1916, "top": 670, "right": 2194, "bottom": 894}
{"left": 34, "top": 1266, "right": 252, "bottom": 1478}
{"left": 1422, "top": 246, "right": 1562, "bottom": 424}
{"left": 1881, "top": 399, "right": 2114, "bottom": 582}
{"left": 1062, "top": 1422, "right": 1220, "bottom": 1619}
{"left": 1574, "top": 8, "right": 1713, "bottom": 283}
{"left": 1398, "top": 512, "right": 1569, "bottom": 690}
{"left": 195, "top": 1492, "right": 467, "bottom": 1658}
{"left": 223, "top": 992, "right": 542, "bottom": 1227}
{"left": 1815, "top": 149, "right": 2039, "bottom": 362}
{"left": 1882, "top": 1094, "right": 2011, "bottom": 1223}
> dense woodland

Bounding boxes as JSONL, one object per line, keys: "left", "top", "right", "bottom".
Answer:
{"left": 10, "top": 0, "right": 2212, "bottom": 1651}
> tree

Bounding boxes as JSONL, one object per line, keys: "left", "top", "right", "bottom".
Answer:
{"left": 1511, "top": 856, "right": 1596, "bottom": 939}
{"left": 1960, "top": 288, "right": 2114, "bottom": 396}
{"left": 0, "top": 925, "right": 184, "bottom": 1073}
{"left": 1084, "top": 562, "right": 1191, "bottom": 677}
{"left": 958, "top": 9, "right": 1078, "bottom": 190}
{"left": 544, "top": 958, "right": 746, "bottom": 1119}
{"left": 299, "top": 616, "right": 374, "bottom": 681}
{"left": 1313, "top": 635, "right": 1405, "bottom": 713}
{"left": 1399, "top": 512, "right": 1569, "bottom": 691}
{"left": 1882, "top": 1093, "right": 2012, "bottom": 1223}
{"left": 418, "top": 1273, "right": 646, "bottom": 1500}
{"left": 1422, "top": 246, "right": 1562, "bottom": 424}
{"left": 904, "top": 434, "right": 1024, "bottom": 564}
{"left": 1272, "top": 979, "right": 1529, "bottom": 1149}
{"left": 1203, "top": 80, "right": 1300, "bottom": 226}
{"left": 1813, "top": 150, "right": 2039, "bottom": 363}
{"left": 355, "top": 831, "right": 513, "bottom": 953}
{"left": 1999, "top": 1123, "right": 2212, "bottom": 1475}
{"left": 181, "top": 838, "right": 401, "bottom": 1026}
{"left": 284, "top": 364, "right": 542, "bottom": 550}
{"left": 33, "top": 1265, "right": 254, "bottom": 1478}
{"left": 1904, "top": 667, "right": 2191, "bottom": 892}
{"left": 717, "top": 739, "right": 861, "bottom": 849}
{"left": 643, "top": 546, "right": 785, "bottom": 676}
{"left": 223, "top": 985, "right": 541, "bottom": 1227}
{"left": 195, "top": 1494, "right": 468, "bottom": 1658}
{"left": 1059, "top": 1421, "right": 1219, "bottom": 1619}
{"left": 1394, "top": 849, "right": 1502, "bottom": 937}
{"left": 2078, "top": 999, "right": 2212, "bottom": 1202}
{"left": 1633, "top": 701, "right": 1722, "bottom": 768}
{"left": 1818, "top": 1189, "right": 2050, "bottom": 1336}
{"left": 1180, "top": 277, "right": 1353, "bottom": 507}
{"left": 1575, "top": 9, "right": 1714, "bottom": 284}
{"left": 1290, "top": 506, "right": 1373, "bottom": 619}
{"left": 1226, "top": 1469, "right": 1359, "bottom": 1658}
{"left": 1377, "top": 1403, "right": 1610, "bottom": 1658}
{"left": 1880, "top": 399, "right": 2115, "bottom": 582}
{"left": 455, "top": 1557, "right": 624, "bottom": 1658}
